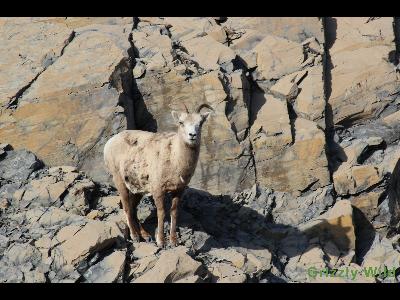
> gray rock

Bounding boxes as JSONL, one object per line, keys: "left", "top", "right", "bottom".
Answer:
{"left": 4, "top": 243, "right": 42, "bottom": 267}
{"left": 0, "top": 149, "right": 43, "bottom": 184}
{"left": 0, "top": 262, "right": 24, "bottom": 283}
{"left": 84, "top": 250, "right": 126, "bottom": 283}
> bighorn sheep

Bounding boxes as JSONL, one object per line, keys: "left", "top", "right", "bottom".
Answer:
{"left": 104, "top": 103, "right": 213, "bottom": 247}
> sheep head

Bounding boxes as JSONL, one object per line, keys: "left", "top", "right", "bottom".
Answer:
{"left": 171, "top": 103, "right": 214, "bottom": 147}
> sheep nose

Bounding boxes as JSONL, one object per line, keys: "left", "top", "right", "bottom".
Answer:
{"left": 189, "top": 133, "right": 197, "bottom": 138}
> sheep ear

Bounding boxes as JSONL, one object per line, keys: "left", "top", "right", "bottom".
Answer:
{"left": 171, "top": 110, "right": 180, "bottom": 123}
{"left": 201, "top": 111, "right": 211, "bottom": 121}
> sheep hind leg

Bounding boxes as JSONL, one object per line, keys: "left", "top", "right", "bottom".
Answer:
{"left": 129, "top": 192, "right": 152, "bottom": 242}
{"left": 153, "top": 192, "right": 166, "bottom": 248}
{"left": 113, "top": 175, "right": 141, "bottom": 242}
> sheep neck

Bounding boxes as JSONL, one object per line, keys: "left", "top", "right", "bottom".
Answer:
{"left": 174, "top": 134, "right": 200, "bottom": 182}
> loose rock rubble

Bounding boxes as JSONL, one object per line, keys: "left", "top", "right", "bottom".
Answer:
{"left": 1, "top": 17, "right": 400, "bottom": 283}
{"left": 1, "top": 146, "right": 399, "bottom": 283}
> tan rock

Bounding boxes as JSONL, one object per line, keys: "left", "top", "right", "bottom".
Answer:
{"left": 100, "top": 196, "right": 121, "bottom": 209}
{"left": 129, "top": 255, "right": 158, "bottom": 277}
{"left": 208, "top": 248, "right": 246, "bottom": 269}
{"left": 0, "top": 19, "right": 73, "bottom": 107}
{"left": 62, "top": 178, "right": 95, "bottom": 212}
{"left": 132, "top": 242, "right": 159, "bottom": 259}
{"left": 35, "top": 236, "right": 52, "bottom": 250}
{"left": 208, "top": 262, "right": 247, "bottom": 283}
{"left": 254, "top": 117, "right": 329, "bottom": 195}
{"left": 51, "top": 224, "right": 84, "bottom": 247}
{"left": 132, "top": 61, "right": 146, "bottom": 79}
{"left": 295, "top": 65, "right": 325, "bottom": 127}
{"left": 86, "top": 210, "right": 104, "bottom": 220}
{"left": 270, "top": 71, "right": 302, "bottom": 99}
{"left": 285, "top": 246, "right": 327, "bottom": 282}
{"left": 225, "top": 17, "right": 324, "bottom": 44}
{"left": 334, "top": 165, "right": 381, "bottom": 195}
{"left": 12, "top": 189, "right": 25, "bottom": 203}
{"left": 0, "top": 20, "right": 133, "bottom": 184}
{"left": 181, "top": 35, "right": 236, "bottom": 71}
{"left": 229, "top": 29, "right": 264, "bottom": 69}
{"left": 163, "top": 17, "right": 218, "bottom": 42}
{"left": 245, "top": 249, "right": 272, "bottom": 273}
{"left": 51, "top": 220, "right": 122, "bottom": 266}
{"left": 250, "top": 94, "right": 292, "bottom": 159}
{"left": 350, "top": 191, "right": 381, "bottom": 220}
{"left": 298, "top": 246, "right": 327, "bottom": 269}
{"left": 300, "top": 200, "right": 356, "bottom": 252}
{"left": 207, "top": 27, "right": 228, "bottom": 44}
{"left": 253, "top": 35, "right": 304, "bottom": 80}
{"left": 328, "top": 17, "right": 398, "bottom": 126}
{"left": 382, "top": 110, "right": 400, "bottom": 127}
{"left": 133, "top": 246, "right": 204, "bottom": 283}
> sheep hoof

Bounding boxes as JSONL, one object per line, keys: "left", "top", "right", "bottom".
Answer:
{"left": 169, "top": 236, "right": 179, "bottom": 247}
{"left": 156, "top": 237, "right": 165, "bottom": 248}
{"left": 140, "top": 228, "right": 152, "bottom": 242}
{"left": 130, "top": 234, "right": 141, "bottom": 243}
{"left": 142, "top": 235, "right": 153, "bottom": 243}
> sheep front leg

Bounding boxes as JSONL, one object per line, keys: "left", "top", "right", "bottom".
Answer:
{"left": 169, "top": 191, "right": 182, "bottom": 247}
{"left": 154, "top": 192, "right": 165, "bottom": 248}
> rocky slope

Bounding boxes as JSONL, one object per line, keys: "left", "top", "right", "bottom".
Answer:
{"left": 1, "top": 17, "right": 400, "bottom": 283}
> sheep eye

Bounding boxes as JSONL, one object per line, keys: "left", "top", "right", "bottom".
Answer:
{"left": 179, "top": 121, "right": 184, "bottom": 126}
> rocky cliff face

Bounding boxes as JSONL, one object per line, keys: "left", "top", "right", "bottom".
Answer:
{"left": 1, "top": 17, "right": 400, "bottom": 283}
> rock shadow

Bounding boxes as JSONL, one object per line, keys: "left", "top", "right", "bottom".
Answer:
{"left": 131, "top": 77, "right": 158, "bottom": 132}
{"left": 137, "top": 186, "right": 354, "bottom": 281}
{"left": 322, "top": 17, "right": 347, "bottom": 175}
{"left": 387, "top": 158, "right": 400, "bottom": 231}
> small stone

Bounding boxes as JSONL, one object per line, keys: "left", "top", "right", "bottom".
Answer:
{"left": 86, "top": 210, "right": 104, "bottom": 220}
{"left": 0, "top": 198, "right": 9, "bottom": 210}
{"left": 133, "top": 61, "right": 146, "bottom": 79}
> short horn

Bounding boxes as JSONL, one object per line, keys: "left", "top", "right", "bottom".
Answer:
{"left": 196, "top": 103, "right": 214, "bottom": 113}
{"left": 181, "top": 103, "right": 189, "bottom": 113}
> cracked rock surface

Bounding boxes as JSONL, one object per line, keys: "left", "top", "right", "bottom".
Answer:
{"left": 1, "top": 17, "right": 400, "bottom": 283}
